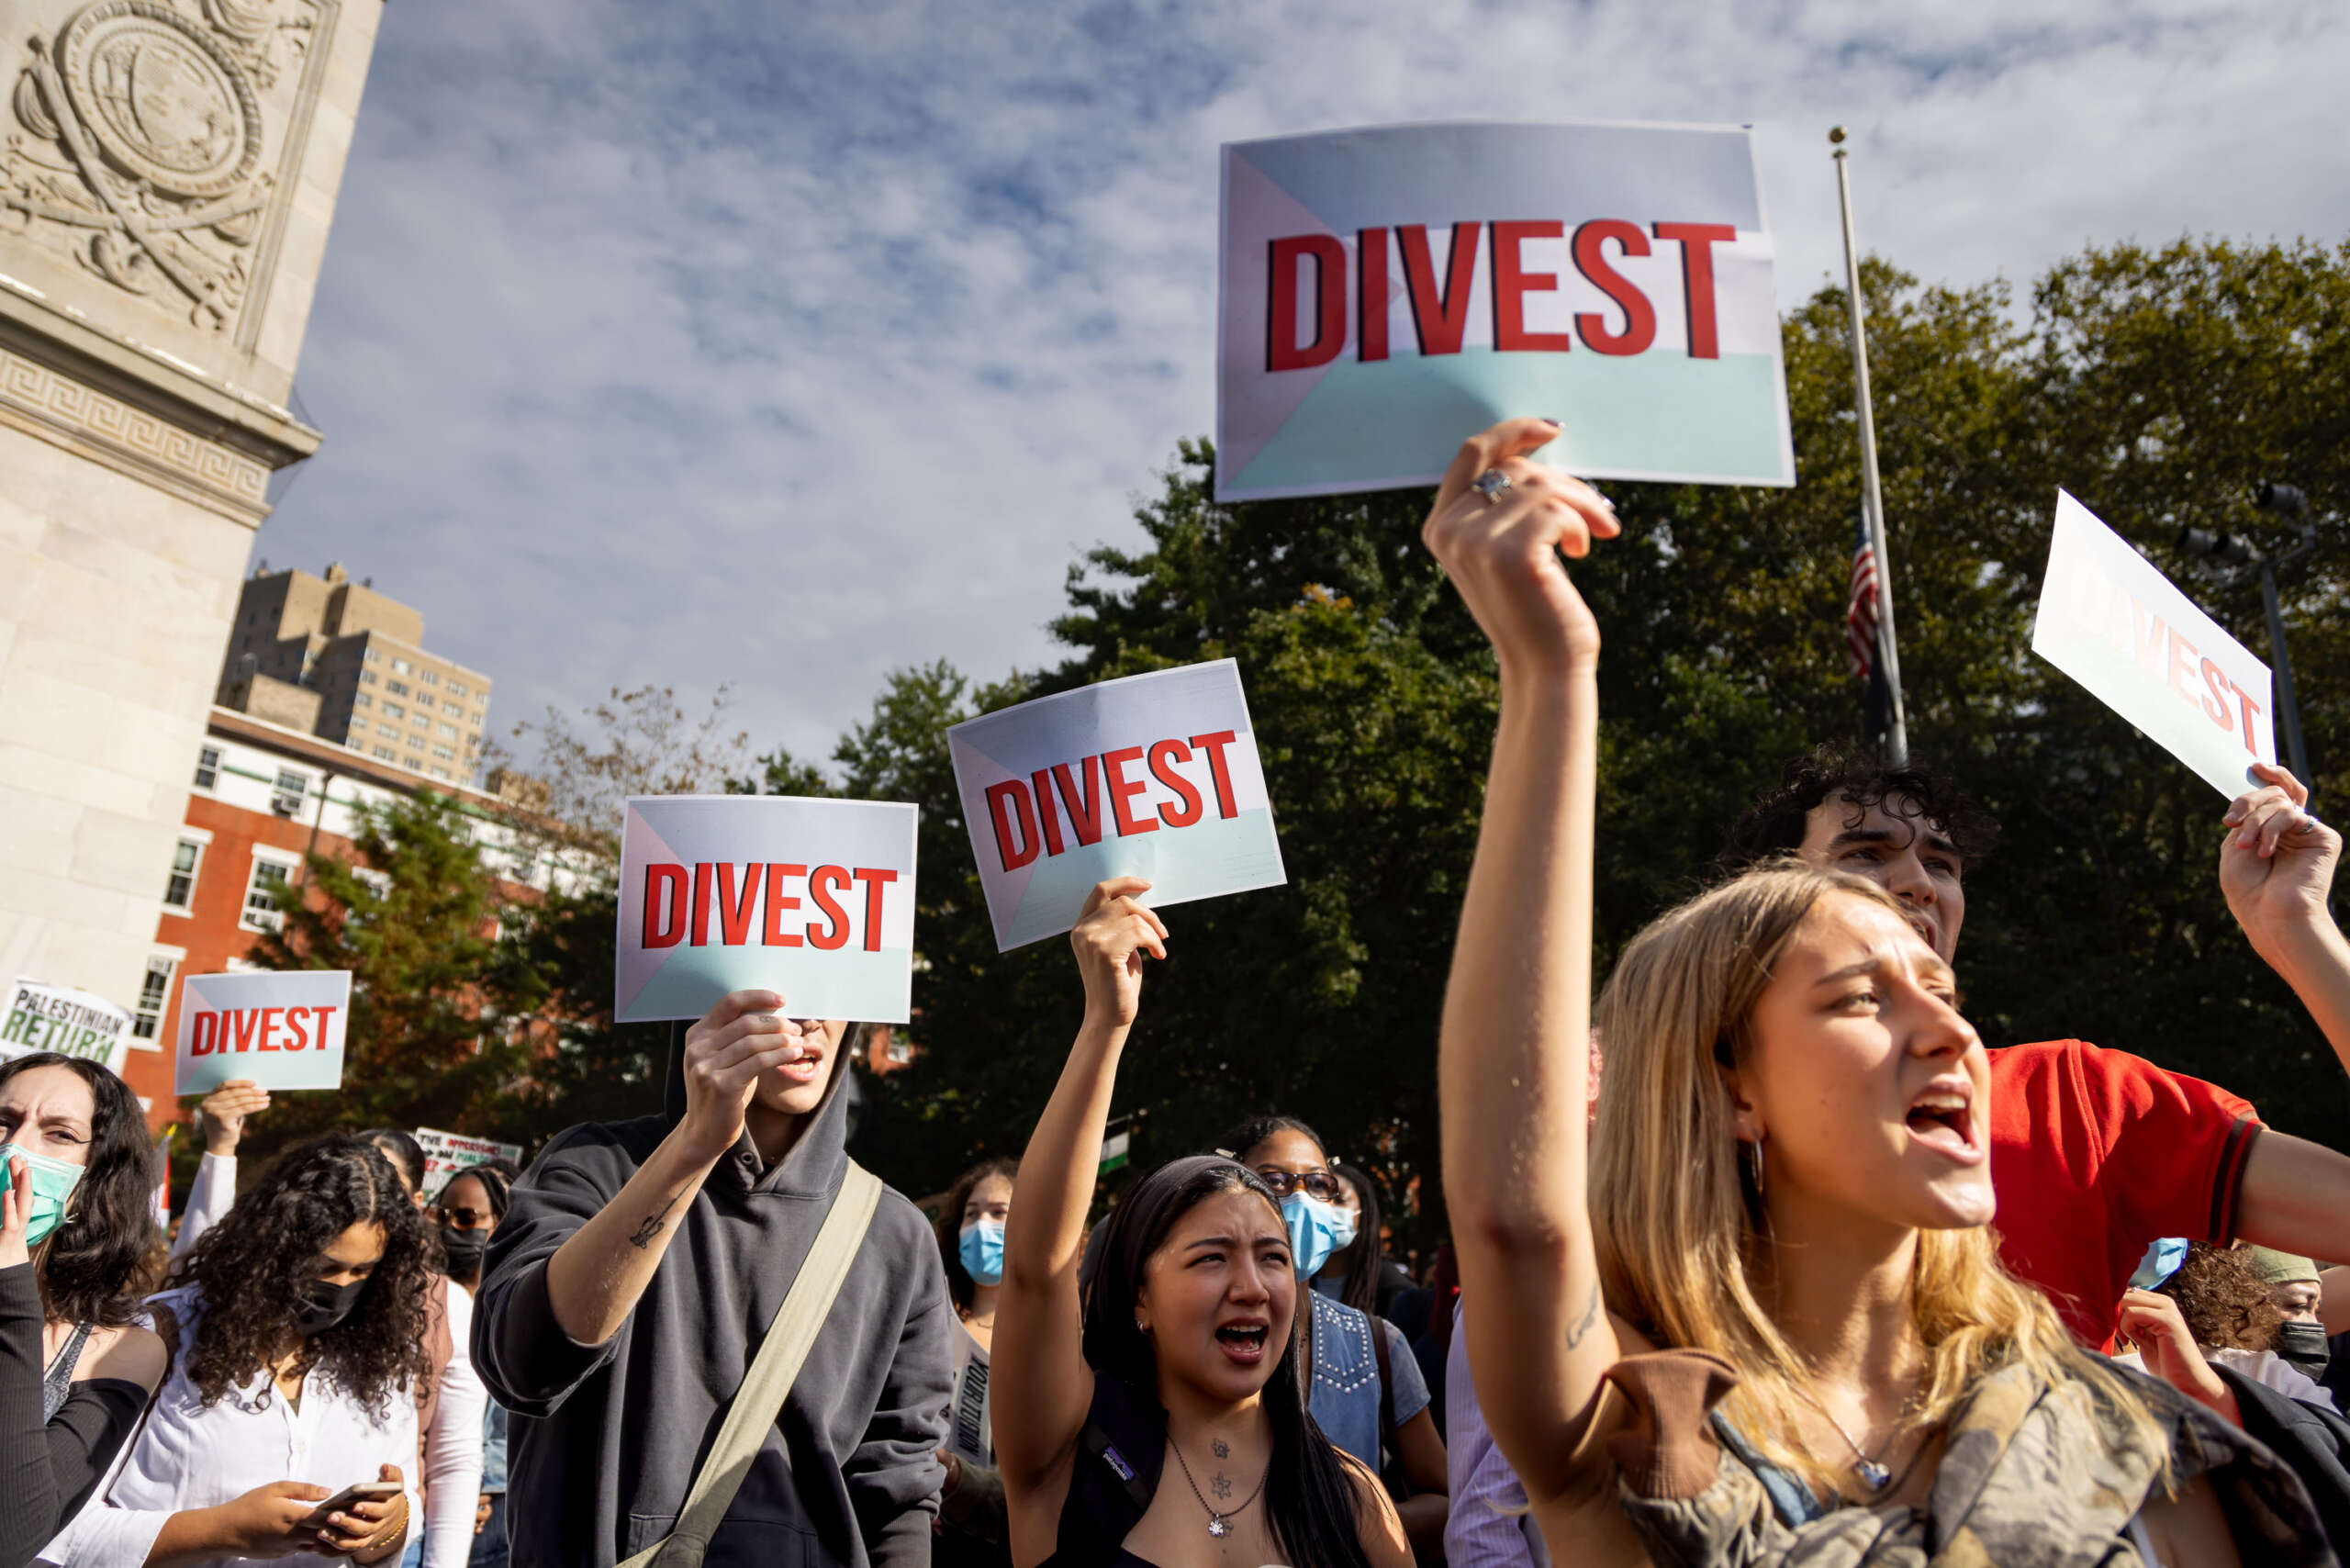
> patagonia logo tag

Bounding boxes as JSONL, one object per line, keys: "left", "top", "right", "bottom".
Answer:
{"left": 1102, "top": 1446, "right": 1135, "bottom": 1483}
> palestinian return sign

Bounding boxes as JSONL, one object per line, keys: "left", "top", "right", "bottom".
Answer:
{"left": 0, "top": 980, "right": 130, "bottom": 1073}
{"left": 2031, "top": 489, "right": 2277, "bottom": 798}
{"left": 1217, "top": 119, "right": 1795, "bottom": 500}
{"left": 615, "top": 796, "right": 918, "bottom": 1025}
{"left": 173, "top": 969, "right": 352, "bottom": 1095}
{"left": 416, "top": 1126, "right": 523, "bottom": 1196}
{"left": 946, "top": 660, "right": 1286, "bottom": 951}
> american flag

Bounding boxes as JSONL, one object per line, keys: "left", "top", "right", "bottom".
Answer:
{"left": 1846, "top": 515, "right": 1879, "bottom": 680}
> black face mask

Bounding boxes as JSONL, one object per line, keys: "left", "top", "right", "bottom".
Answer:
{"left": 439, "top": 1225, "right": 487, "bottom": 1279}
{"left": 2278, "top": 1320, "right": 2332, "bottom": 1379}
{"left": 297, "top": 1276, "right": 369, "bottom": 1337}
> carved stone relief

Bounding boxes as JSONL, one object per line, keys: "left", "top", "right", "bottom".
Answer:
{"left": 2, "top": 0, "right": 321, "bottom": 333}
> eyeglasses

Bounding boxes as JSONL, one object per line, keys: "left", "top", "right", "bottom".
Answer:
{"left": 1253, "top": 1169, "right": 1340, "bottom": 1202}
{"left": 436, "top": 1206, "right": 494, "bottom": 1228}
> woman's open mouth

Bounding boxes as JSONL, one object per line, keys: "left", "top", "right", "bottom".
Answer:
{"left": 1214, "top": 1321, "right": 1270, "bottom": 1364}
{"left": 1904, "top": 1081, "right": 1982, "bottom": 1164}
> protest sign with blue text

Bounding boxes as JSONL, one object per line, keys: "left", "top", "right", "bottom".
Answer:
{"left": 174, "top": 969, "right": 352, "bottom": 1095}
{"left": 2031, "top": 489, "right": 2277, "bottom": 799}
{"left": 947, "top": 660, "right": 1286, "bottom": 952}
{"left": 1217, "top": 120, "right": 1794, "bottom": 502}
{"left": 615, "top": 796, "right": 918, "bottom": 1025}
{"left": 1, "top": 979, "right": 131, "bottom": 1073}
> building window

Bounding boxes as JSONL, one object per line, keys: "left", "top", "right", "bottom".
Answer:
{"left": 193, "top": 745, "right": 221, "bottom": 790}
{"left": 411, "top": 711, "right": 428, "bottom": 728}
{"left": 392, "top": 657, "right": 413, "bottom": 675}
{"left": 364, "top": 647, "right": 380, "bottom": 664}
{"left": 429, "top": 767, "right": 452, "bottom": 780}
{"left": 241, "top": 857, "right": 294, "bottom": 932}
{"left": 419, "top": 670, "right": 439, "bottom": 687}
{"left": 373, "top": 746, "right": 397, "bottom": 761}
{"left": 271, "top": 768, "right": 308, "bottom": 817}
{"left": 360, "top": 670, "right": 377, "bottom": 685}
{"left": 381, "top": 700, "right": 405, "bottom": 721}
{"left": 386, "top": 680, "right": 409, "bottom": 698}
{"left": 130, "top": 957, "right": 175, "bottom": 1041}
{"left": 448, "top": 681, "right": 468, "bottom": 698}
{"left": 437, "top": 722, "right": 458, "bottom": 740}
{"left": 162, "top": 839, "right": 204, "bottom": 910}
{"left": 353, "top": 692, "right": 372, "bottom": 709}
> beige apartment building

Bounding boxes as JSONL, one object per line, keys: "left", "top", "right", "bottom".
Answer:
{"left": 218, "top": 563, "right": 490, "bottom": 785}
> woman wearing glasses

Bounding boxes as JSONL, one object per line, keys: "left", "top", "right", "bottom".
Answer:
{"left": 1222, "top": 1119, "right": 1449, "bottom": 1561}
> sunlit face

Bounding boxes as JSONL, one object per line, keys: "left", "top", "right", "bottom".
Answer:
{"left": 1136, "top": 1188, "right": 1296, "bottom": 1405}
{"left": 1796, "top": 794, "right": 1966, "bottom": 964}
{"left": 961, "top": 1173, "right": 1013, "bottom": 1228}
{"left": 318, "top": 1220, "right": 388, "bottom": 1288}
{"left": 1730, "top": 892, "right": 1994, "bottom": 1235}
{"left": 0, "top": 1066, "right": 97, "bottom": 1167}
{"left": 1241, "top": 1129, "right": 1340, "bottom": 1204}
{"left": 749, "top": 1018, "right": 851, "bottom": 1117}
{"left": 2273, "top": 1279, "right": 2323, "bottom": 1325}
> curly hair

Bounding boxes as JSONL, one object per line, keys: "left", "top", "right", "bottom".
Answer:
{"left": 0, "top": 1054, "right": 160, "bottom": 1328}
{"left": 1718, "top": 746, "right": 2002, "bottom": 875}
{"left": 179, "top": 1133, "right": 435, "bottom": 1418}
{"left": 2158, "top": 1242, "right": 2284, "bottom": 1352}
{"left": 934, "top": 1157, "right": 1018, "bottom": 1315}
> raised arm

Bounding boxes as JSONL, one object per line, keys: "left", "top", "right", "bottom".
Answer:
{"left": 1428, "top": 419, "right": 1624, "bottom": 1506}
{"left": 992, "top": 878, "right": 1165, "bottom": 1506}
{"left": 541, "top": 990, "right": 812, "bottom": 1346}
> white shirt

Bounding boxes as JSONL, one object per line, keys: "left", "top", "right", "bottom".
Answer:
{"left": 38, "top": 1287, "right": 420, "bottom": 1568}
{"left": 162, "top": 1152, "right": 487, "bottom": 1568}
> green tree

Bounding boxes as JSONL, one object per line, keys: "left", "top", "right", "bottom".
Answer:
{"left": 243, "top": 791, "right": 518, "bottom": 1152}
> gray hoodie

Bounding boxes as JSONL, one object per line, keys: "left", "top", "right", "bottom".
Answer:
{"left": 474, "top": 1026, "right": 951, "bottom": 1568}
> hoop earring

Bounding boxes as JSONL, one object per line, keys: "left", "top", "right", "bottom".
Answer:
{"left": 1740, "top": 1135, "right": 1767, "bottom": 1201}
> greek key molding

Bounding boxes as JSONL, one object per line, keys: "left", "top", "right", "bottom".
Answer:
{"left": 0, "top": 341, "right": 269, "bottom": 518}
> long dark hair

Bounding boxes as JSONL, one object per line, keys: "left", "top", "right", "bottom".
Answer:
{"left": 934, "top": 1157, "right": 1018, "bottom": 1316}
{"left": 1083, "top": 1156, "right": 1370, "bottom": 1568}
{"left": 1218, "top": 1114, "right": 1327, "bottom": 1167}
{"left": 0, "top": 1054, "right": 158, "bottom": 1327}
{"left": 1326, "top": 1163, "right": 1385, "bottom": 1319}
{"left": 179, "top": 1133, "right": 434, "bottom": 1418}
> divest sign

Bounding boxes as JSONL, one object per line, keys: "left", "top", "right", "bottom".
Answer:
{"left": 173, "top": 970, "right": 352, "bottom": 1095}
{"left": 946, "top": 660, "right": 1286, "bottom": 951}
{"left": 1217, "top": 120, "right": 1794, "bottom": 501}
{"left": 2031, "top": 489, "right": 2277, "bottom": 798}
{"left": 615, "top": 796, "right": 918, "bottom": 1025}
{"left": 0, "top": 980, "right": 130, "bottom": 1073}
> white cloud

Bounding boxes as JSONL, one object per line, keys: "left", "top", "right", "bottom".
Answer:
{"left": 257, "top": 0, "right": 2350, "bottom": 792}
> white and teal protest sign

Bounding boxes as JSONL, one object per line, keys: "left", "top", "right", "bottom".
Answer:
{"left": 1217, "top": 120, "right": 1794, "bottom": 500}
{"left": 614, "top": 796, "right": 918, "bottom": 1025}
{"left": 2031, "top": 489, "right": 2277, "bottom": 798}
{"left": 946, "top": 660, "right": 1287, "bottom": 952}
{"left": 1, "top": 980, "right": 130, "bottom": 1072}
{"left": 173, "top": 969, "right": 352, "bottom": 1095}
{"left": 416, "top": 1126, "right": 523, "bottom": 1196}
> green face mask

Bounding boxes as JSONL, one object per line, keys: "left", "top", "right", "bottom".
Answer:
{"left": 0, "top": 1142, "right": 84, "bottom": 1247}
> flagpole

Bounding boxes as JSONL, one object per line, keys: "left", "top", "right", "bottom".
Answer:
{"left": 1830, "top": 127, "right": 1908, "bottom": 765}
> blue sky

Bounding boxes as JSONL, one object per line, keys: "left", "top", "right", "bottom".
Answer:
{"left": 255, "top": 0, "right": 2350, "bottom": 774}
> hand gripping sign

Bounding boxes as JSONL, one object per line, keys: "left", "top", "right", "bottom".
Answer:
{"left": 947, "top": 660, "right": 1287, "bottom": 952}
{"left": 615, "top": 796, "right": 919, "bottom": 1025}
{"left": 174, "top": 970, "right": 352, "bottom": 1096}
{"left": 2031, "top": 490, "right": 2277, "bottom": 798}
{"left": 1217, "top": 120, "right": 1795, "bottom": 501}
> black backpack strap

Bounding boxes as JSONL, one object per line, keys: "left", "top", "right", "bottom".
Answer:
{"left": 1058, "top": 1375, "right": 1164, "bottom": 1560}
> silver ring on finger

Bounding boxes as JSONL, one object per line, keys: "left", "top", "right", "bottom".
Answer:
{"left": 1472, "top": 468, "right": 1514, "bottom": 506}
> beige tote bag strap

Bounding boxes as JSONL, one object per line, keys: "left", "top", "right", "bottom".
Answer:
{"left": 616, "top": 1160, "right": 885, "bottom": 1568}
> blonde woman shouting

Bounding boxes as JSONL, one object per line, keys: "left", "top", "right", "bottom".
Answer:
{"left": 1427, "top": 418, "right": 2324, "bottom": 1567}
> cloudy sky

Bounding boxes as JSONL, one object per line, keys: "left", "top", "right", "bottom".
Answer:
{"left": 255, "top": 0, "right": 2350, "bottom": 770}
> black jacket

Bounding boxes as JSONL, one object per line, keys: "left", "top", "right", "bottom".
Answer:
{"left": 2212, "top": 1363, "right": 2350, "bottom": 1556}
{"left": 474, "top": 1025, "right": 951, "bottom": 1568}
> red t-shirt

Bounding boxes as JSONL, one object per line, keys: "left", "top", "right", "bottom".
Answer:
{"left": 1989, "top": 1039, "right": 2263, "bottom": 1347}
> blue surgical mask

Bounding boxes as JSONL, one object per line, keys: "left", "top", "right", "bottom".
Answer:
{"left": 957, "top": 1218, "right": 1005, "bottom": 1286}
{"left": 1281, "top": 1193, "right": 1355, "bottom": 1279}
{"left": 0, "top": 1142, "right": 84, "bottom": 1248}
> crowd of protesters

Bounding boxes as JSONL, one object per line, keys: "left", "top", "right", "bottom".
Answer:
{"left": 13, "top": 417, "right": 2350, "bottom": 1566}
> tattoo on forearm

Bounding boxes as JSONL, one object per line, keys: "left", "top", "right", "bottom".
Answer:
{"left": 628, "top": 1195, "right": 680, "bottom": 1249}
{"left": 1565, "top": 1280, "right": 1602, "bottom": 1349}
